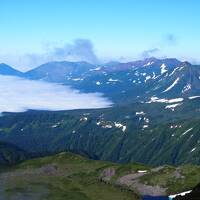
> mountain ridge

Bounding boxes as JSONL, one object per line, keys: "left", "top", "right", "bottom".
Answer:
{"left": 0, "top": 57, "right": 189, "bottom": 75}
{"left": 1, "top": 57, "right": 200, "bottom": 105}
{"left": 0, "top": 63, "right": 23, "bottom": 76}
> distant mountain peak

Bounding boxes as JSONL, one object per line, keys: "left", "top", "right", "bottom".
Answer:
{"left": 0, "top": 63, "right": 12, "bottom": 67}
{"left": 0, "top": 63, "right": 23, "bottom": 76}
{"left": 143, "top": 57, "right": 158, "bottom": 62}
{"left": 182, "top": 61, "right": 192, "bottom": 66}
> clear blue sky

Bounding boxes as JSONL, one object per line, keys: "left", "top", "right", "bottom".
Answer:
{"left": 1, "top": 0, "right": 200, "bottom": 69}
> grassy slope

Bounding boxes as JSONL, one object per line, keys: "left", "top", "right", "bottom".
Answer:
{"left": 0, "top": 152, "right": 200, "bottom": 199}
{"left": 0, "top": 98, "right": 200, "bottom": 166}
{"left": 139, "top": 165, "right": 200, "bottom": 194}
{"left": 0, "top": 152, "right": 139, "bottom": 200}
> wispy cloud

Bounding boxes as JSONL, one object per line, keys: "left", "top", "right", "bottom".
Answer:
{"left": 0, "top": 35, "right": 181, "bottom": 70}
{"left": 141, "top": 48, "right": 160, "bottom": 59}
{"left": 0, "top": 75, "right": 112, "bottom": 113}
{"left": 24, "top": 39, "right": 99, "bottom": 68}
{"left": 52, "top": 39, "right": 99, "bottom": 63}
{"left": 163, "top": 34, "right": 177, "bottom": 45}
{"left": 140, "top": 33, "right": 178, "bottom": 59}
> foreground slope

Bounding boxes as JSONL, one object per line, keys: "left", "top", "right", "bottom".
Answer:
{"left": 0, "top": 152, "right": 138, "bottom": 200}
{"left": 0, "top": 152, "right": 200, "bottom": 199}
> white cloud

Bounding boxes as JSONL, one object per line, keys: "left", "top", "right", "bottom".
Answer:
{"left": 23, "top": 39, "right": 99, "bottom": 70}
{"left": 0, "top": 39, "right": 99, "bottom": 71}
{"left": 0, "top": 75, "right": 112, "bottom": 113}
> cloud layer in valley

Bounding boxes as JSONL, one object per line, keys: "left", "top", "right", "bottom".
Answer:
{"left": 0, "top": 75, "right": 112, "bottom": 113}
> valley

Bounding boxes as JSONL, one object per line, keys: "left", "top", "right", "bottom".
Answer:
{"left": 0, "top": 96, "right": 200, "bottom": 166}
{"left": 0, "top": 57, "right": 200, "bottom": 199}
{"left": 2, "top": 1, "right": 200, "bottom": 199}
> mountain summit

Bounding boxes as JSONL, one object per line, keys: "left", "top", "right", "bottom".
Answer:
{"left": 0, "top": 63, "right": 23, "bottom": 76}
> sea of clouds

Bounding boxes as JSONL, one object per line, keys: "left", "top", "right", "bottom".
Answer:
{"left": 0, "top": 75, "right": 112, "bottom": 113}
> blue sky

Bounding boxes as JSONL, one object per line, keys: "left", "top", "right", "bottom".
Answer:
{"left": 1, "top": 0, "right": 200, "bottom": 70}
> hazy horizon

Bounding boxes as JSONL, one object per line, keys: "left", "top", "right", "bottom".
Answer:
{"left": 1, "top": 0, "right": 200, "bottom": 71}
{"left": 0, "top": 56, "right": 197, "bottom": 73}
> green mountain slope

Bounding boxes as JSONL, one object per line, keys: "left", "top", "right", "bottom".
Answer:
{"left": 0, "top": 97, "right": 200, "bottom": 166}
{"left": 0, "top": 152, "right": 139, "bottom": 200}
{"left": 0, "top": 141, "right": 28, "bottom": 165}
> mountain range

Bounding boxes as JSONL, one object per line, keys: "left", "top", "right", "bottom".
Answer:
{"left": 1, "top": 57, "right": 200, "bottom": 199}
{"left": 1, "top": 57, "right": 200, "bottom": 104}
{"left": 0, "top": 57, "right": 200, "bottom": 166}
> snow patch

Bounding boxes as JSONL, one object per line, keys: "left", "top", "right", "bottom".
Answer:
{"left": 137, "top": 170, "right": 147, "bottom": 173}
{"left": 163, "top": 78, "right": 180, "bottom": 93}
{"left": 143, "top": 61, "right": 154, "bottom": 67}
{"left": 90, "top": 67, "right": 101, "bottom": 71}
{"left": 152, "top": 72, "right": 156, "bottom": 79}
{"left": 144, "top": 117, "right": 149, "bottom": 123}
{"left": 114, "top": 122, "right": 126, "bottom": 132}
{"left": 147, "top": 97, "right": 183, "bottom": 104}
{"left": 165, "top": 103, "right": 182, "bottom": 111}
{"left": 80, "top": 117, "right": 88, "bottom": 122}
{"left": 188, "top": 96, "right": 200, "bottom": 99}
{"left": 96, "top": 121, "right": 101, "bottom": 126}
{"left": 168, "top": 98, "right": 183, "bottom": 103}
{"left": 170, "top": 125, "right": 182, "bottom": 129}
{"left": 169, "top": 67, "right": 179, "bottom": 76}
{"left": 51, "top": 122, "right": 61, "bottom": 128}
{"left": 108, "top": 78, "right": 119, "bottom": 82}
{"left": 102, "top": 124, "right": 113, "bottom": 129}
{"left": 143, "top": 125, "right": 149, "bottom": 129}
{"left": 160, "top": 63, "right": 167, "bottom": 74}
{"left": 136, "top": 111, "right": 146, "bottom": 115}
{"left": 181, "top": 128, "right": 193, "bottom": 136}
{"left": 96, "top": 81, "right": 101, "bottom": 85}
{"left": 169, "top": 190, "right": 192, "bottom": 199}
{"left": 72, "top": 78, "right": 84, "bottom": 81}
{"left": 191, "top": 147, "right": 196, "bottom": 152}
{"left": 182, "top": 84, "right": 191, "bottom": 93}
{"left": 145, "top": 75, "right": 151, "bottom": 82}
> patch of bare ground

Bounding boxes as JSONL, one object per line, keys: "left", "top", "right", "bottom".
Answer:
{"left": 116, "top": 171, "right": 166, "bottom": 196}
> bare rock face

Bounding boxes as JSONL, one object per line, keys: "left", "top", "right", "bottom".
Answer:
{"left": 116, "top": 172, "right": 166, "bottom": 196}
{"left": 173, "top": 168, "right": 185, "bottom": 179}
{"left": 100, "top": 168, "right": 115, "bottom": 182}
{"left": 40, "top": 164, "right": 58, "bottom": 175}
